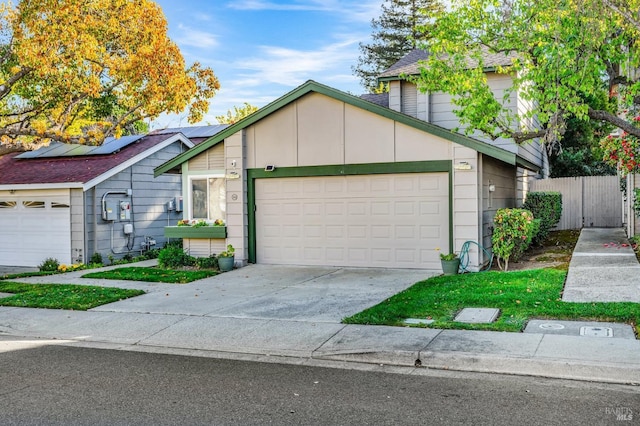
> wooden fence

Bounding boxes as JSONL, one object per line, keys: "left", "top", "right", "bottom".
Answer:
{"left": 530, "top": 176, "right": 623, "bottom": 229}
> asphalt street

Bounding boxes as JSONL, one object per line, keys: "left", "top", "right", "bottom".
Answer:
{"left": 0, "top": 340, "right": 637, "bottom": 425}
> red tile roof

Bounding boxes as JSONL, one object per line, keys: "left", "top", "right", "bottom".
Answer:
{"left": 0, "top": 133, "right": 181, "bottom": 186}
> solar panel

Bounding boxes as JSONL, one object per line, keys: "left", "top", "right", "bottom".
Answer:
{"left": 13, "top": 126, "right": 224, "bottom": 159}
{"left": 153, "top": 125, "right": 228, "bottom": 138}
{"left": 90, "top": 134, "right": 145, "bottom": 155}
{"left": 15, "top": 134, "right": 145, "bottom": 159}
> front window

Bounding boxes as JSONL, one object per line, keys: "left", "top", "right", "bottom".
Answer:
{"left": 191, "top": 177, "right": 226, "bottom": 221}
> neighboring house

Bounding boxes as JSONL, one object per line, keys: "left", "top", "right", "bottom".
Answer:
{"left": 0, "top": 126, "right": 226, "bottom": 267}
{"left": 155, "top": 78, "right": 546, "bottom": 271}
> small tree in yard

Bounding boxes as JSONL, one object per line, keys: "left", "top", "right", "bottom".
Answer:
{"left": 491, "top": 209, "right": 539, "bottom": 271}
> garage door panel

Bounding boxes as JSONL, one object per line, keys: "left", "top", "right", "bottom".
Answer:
{"left": 0, "top": 194, "right": 71, "bottom": 267}
{"left": 255, "top": 173, "right": 449, "bottom": 268}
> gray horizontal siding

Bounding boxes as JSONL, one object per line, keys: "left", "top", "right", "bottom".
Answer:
{"left": 86, "top": 142, "right": 185, "bottom": 262}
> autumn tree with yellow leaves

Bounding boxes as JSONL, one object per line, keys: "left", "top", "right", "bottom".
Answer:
{"left": 0, "top": 0, "right": 220, "bottom": 151}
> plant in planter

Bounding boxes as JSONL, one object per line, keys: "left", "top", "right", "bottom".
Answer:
{"left": 217, "top": 244, "right": 235, "bottom": 272}
{"left": 439, "top": 251, "right": 460, "bottom": 275}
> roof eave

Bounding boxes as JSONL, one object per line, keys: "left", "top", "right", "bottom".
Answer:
{"left": 0, "top": 182, "right": 85, "bottom": 191}
{"left": 154, "top": 80, "right": 523, "bottom": 176}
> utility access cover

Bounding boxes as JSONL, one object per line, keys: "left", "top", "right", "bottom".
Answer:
{"left": 454, "top": 308, "right": 500, "bottom": 324}
{"left": 524, "top": 320, "right": 635, "bottom": 339}
{"left": 403, "top": 318, "right": 435, "bottom": 325}
{"left": 580, "top": 326, "right": 613, "bottom": 338}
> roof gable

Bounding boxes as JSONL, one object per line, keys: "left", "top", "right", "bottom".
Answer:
{"left": 379, "top": 48, "right": 518, "bottom": 80}
{"left": 155, "top": 80, "right": 530, "bottom": 177}
{"left": 0, "top": 132, "right": 193, "bottom": 190}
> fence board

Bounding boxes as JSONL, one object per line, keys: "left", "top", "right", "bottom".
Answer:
{"left": 530, "top": 176, "right": 622, "bottom": 229}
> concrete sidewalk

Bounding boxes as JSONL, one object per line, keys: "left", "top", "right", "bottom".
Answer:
{"left": 1, "top": 244, "right": 639, "bottom": 385}
{"left": 563, "top": 228, "right": 640, "bottom": 302}
{"left": 1, "top": 305, "right": 638, "bottom": 385}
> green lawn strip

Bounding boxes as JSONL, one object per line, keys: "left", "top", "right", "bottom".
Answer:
{"left": 0, "top": 282, "right": 144, "bottom": 311}
{"left": 343, "top": 269, "right": 640, "bottom": 334}
{"left": 82, "top": 267, "right": 218, "bottom": 283}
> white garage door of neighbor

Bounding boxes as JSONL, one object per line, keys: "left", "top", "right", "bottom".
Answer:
{"left": 0, "top": 193, "right": 72, "bottom": 267}
{"left": 255, "top": 173, "right": 449, "bottom": 269}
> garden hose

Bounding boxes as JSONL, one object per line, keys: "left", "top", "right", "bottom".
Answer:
{"left": 459, "top": 240, "right": 494, "bottom": 273}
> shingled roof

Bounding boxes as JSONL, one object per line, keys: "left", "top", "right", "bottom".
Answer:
{"left": 0, "top": 132, "right": 190, "bottom": 189}
{"left": 378, "top": 48, "right": 518, "bottom": 79}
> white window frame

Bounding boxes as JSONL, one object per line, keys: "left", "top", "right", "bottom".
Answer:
{"left": 188, "top": 175, "right": 226, "bottom": 222}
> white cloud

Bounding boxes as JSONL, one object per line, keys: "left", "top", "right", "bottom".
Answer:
{"left": 232, "top": 35, "right": 363, "bottom": 88}
{"left": 173, "top": 24, "right": 218, "bottom": 49}
{"left": 227, "top": 0, "right": 380, "bottom": 23}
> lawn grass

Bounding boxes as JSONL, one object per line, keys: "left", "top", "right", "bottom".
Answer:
{"left": 0, "top": 282, "right": 144, "bottom": 310}
{"left": 82, "top": 267, "right": 218, "bottom": 283}
{"left": 343, "top": 268, "right": 640, "bottom": 334}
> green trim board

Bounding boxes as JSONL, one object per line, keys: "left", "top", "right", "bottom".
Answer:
{"left": 246, "top": 161, "right": 454, "bottom": 264}
{"left": 164, "top": 226, "right": 227, "bottom": 239}
{"left": 154, "top": 80, "right": 532, "bottom": 177}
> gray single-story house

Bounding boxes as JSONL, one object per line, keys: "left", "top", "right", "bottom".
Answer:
{"left": 155, "top": 81, "right": 544, "bottom": 271}
{"left": 0, "top": 126, "right": 226, "bottom": 267}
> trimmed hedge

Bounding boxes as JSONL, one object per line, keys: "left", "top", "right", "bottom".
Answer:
{"left": 523, "top": 191, "right": 562, "bottom": 245}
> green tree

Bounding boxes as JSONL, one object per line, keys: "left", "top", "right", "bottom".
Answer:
{"left": 549, "top": 94, "right": 616, "bottom": 177}
{"left": 415, "top": 0, "right": 640, "bottom": 147}
{"left": 0, "top": 0, "right": 219, "bottom": 149}
{"left": 215, "top": 102, "right": 258, "bottom": 125}
{"left": 352, "top": 0, "right": 443, "bottom": 92}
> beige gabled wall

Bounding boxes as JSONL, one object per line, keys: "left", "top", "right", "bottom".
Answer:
{"left": 245, "top": 92, "right": 452, "bottom": 168}
{"left": 345, "top": 104, "right": 395, "bottom": 164}
{"left": 297, "top": 94, "right": 345, "bottom": 166}
{"left": 246, "top": 93, "right": 453, "bottom": 168}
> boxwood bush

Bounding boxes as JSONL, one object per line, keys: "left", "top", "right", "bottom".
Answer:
{"left": 523, "top": 191, "right": 562, "bottom": 245}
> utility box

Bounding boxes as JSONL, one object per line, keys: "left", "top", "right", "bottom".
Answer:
{"left": 123, "top": 223, "right": 134, "bottom": 235}
{"left": 102, "top": 200, "right": 118, "bottom": 221}
{"left": 175, "top": 196, "right": 183, "bottom": 212}
{"left": 120, "top": 200, "right": 131, "bottom": 221}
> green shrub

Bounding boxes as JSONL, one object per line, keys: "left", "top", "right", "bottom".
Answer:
{"left": 523, "top": 192, "right": 562, "bottom": 245}
{"left": 158, "top": 245, "right": 195, "bottom": 269}
{"left": 195, "top": 255, "right": 218, "bottom": 270}
{"left": 89, "top": 252, "right": 103, "bottom": 265}
{"left": 491, "top": 208, "right": 537, "bottom": 271}
{"left": 142, "top": 248, "right": 160, "bottom": 259}
{"left": 38, "top": 257, "right": 60, "bottom": 272}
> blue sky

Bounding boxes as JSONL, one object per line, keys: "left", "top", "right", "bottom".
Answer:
{"left": 151, "top": 0, "right": 383, "bottom": 129}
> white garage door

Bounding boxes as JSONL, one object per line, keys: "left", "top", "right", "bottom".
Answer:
{"left": 255, "top": 173, "right": 449, "bottom": 269}
{"left": 0, "top": 192, "right": 72, "bottom": 267}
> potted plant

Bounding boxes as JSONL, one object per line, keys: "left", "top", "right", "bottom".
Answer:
{"left": 217, "top": 244, "right": 235, "bottom": 272}
{"left": 440, "top": 252, "right": 460, "bottom": 275}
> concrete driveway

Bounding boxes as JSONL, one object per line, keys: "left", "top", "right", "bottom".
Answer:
{"left": 90, "top": 264, "right": 438, "bottom": 323}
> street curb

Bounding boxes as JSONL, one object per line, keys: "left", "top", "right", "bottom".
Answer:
{"left": 313, "top": 351, "right": 640, "bottom": 386}
{"left": 3, "top": 333, "right": 639, "bottom": 385}
{"left": 422, "top": 352, "right": 640, "bottom": 385}
{"left": 315, "top": 349, "right": 640, "bottom": 385}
